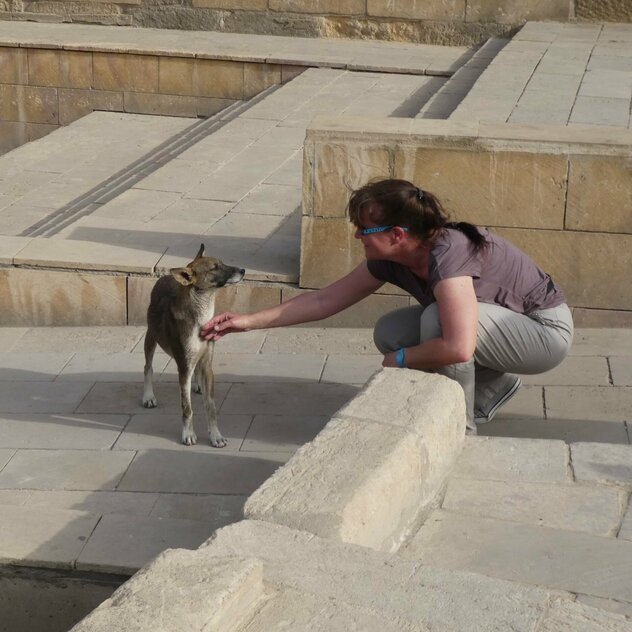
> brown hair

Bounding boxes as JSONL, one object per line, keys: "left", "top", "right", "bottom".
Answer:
{"left": 347, "top": 178, "right": 487, "bottom": 250}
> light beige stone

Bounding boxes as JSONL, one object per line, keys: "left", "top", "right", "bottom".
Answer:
{"left": 571, "top": 442, "right": 632, "bottom": 486}
{"left": 59, "top": 50, "right": 93, "bottom": 89}
{"left": 367, "top": 0, "right": 465, "bottom": 20}
{"left": 58, "top": 88, "right": 124, "bottom": 125}
{"left": 27, "top": 49, "right": 62, "bottom": 87}
{"left": 573, "top": 308, "right": 632, "bottom": 328}
{"left": 243, "top": 62, "right": 282, "bottom": 99}
{"left": 395, "top": 147, "right": 567, "bottom": 229}
{"left": 72, "top": 551, "right": 264, "bottom": 630}
{"left": 466, "top": 0, "right": 571, "bottom": 23}
{"left": 0, "top": 84, "right": 58, "bottom": 124}
{"left": 93, "top": 52, "right": 159, "bottom": 92}
{"left": 442, "top": 478, "right": 622, "bottom": 536}
{"left": 452, "top": 436, "right": 569, "bottom": 483}
{"left": 546, "top": 386, "right": 632, "bottom": 423}
{"left": 192, "top": 0, "right": 266, "bottom": 8}
{"left": 158, "top": 56, "right": 194, "bottom": 96}
{"left": 123, "top": 92, "right": 198, "bottom": 117}
{"left": 540, "top": 598, "right": 632, "bottom": 632}
{"left": 567, "top": 155, "right": 632, "bottom": 234}
{"left": 311, "top": 142, "right": 390, "bottom": 218}
{"left": 494, "top": 227, "right": 632, "bottom": 311}
{"left": 193, "top": 58, "right": 244, "bottom": 99}
{"left": 300, "top": 216, "right": 365, "bottom": 289}
{"left": 0, "top": 268, "right": 127, "bottom": 326}
{"left": 270, "top": 0, "right": 365, "bottom": 14}
{"left": 0, "top": 46, "right": 27, "bottom": 84}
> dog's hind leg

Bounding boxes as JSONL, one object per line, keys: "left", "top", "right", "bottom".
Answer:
{"left": 176, "top": 356, "right": 198, "bottom": 446}
{"left": 193, "top": 365, "right": 202, "bottom": 394}
{"left": 142, "top": 331, "right": 158, "bottom": 408}
{"left": 198, "top": 351, "right": 226, "bottom": 448}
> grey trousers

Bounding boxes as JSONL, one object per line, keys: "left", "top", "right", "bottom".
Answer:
{"left": 373, "top": 302, "right": 574, "bottom": 432}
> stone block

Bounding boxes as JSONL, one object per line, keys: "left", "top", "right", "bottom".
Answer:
{"left": 260, "top": 327, "right": 376, "bottom": 355}
{"left": 243, "top": 62, "right": 282, "bottom": 98}
{"left": 452, "top": 436, "right": 569, "bottom": 483}
{"left": 0, "top": 505, "right": 100, "bottom": 570}
{"left": 571, "top": 442, "right": 632, "bottom": 486}
{"left": 494, "top": 227, "right": 632, "bottom": 311}
{"left": 59, "top": 50, "right": 93, "bottom": 89}
{"left": 117, "top": 450, "right": 287, "bottom": 495}
{"left": 127, "top": 275, "right": 154, "bottom": 326}
{"left": 0, "top": 449, "right": 136, "bottom": 491}
{"left": 610, "top": 357, "right": 632, "bottom": 387}
{"left": 466, "top": 0, "right": 571, "bottom": 23}
{"left": 569, "top": 328, "right": 632, "bottom": 357}
{"left": 159, "top": 56, "right": 194, "bottom": 96}
{"left": 270, "top": 0, "right": 366, "bottom": 14}
{"left": 367, "top": 0, "right": 465, "bottom": 20}
{"left": 76, "top": 514, "right": 217, "bottom": 575}
{"left": 93, "top": 52, "right": 159, "bottom": 93}
{"left": 540, "top": 598, "right": 632, "bottom": 632}
{"left": 246, "top": 370, "right": 465, "bottom": 550}
{"left": 58, "top": 88, "right": 124, "bottom": 125}
{"left": 27, "top": 49, "right": 62, "bottom": 87}
{"left": 545, "top": 386, "right": 632, "bottom": 423}
{"left": 573, "top": 308, "right": 632, "bottom": 328}
{"left": 124, "top": 92, "right": 198, "bottom": 117}
{"left": 203, "top": 520, "right": 562, "bottom": 631}
{"left": 282, "top": 64, "right": 306, "bottom": 83}
{"left": 0, "top": 268, "right": 127, "bottom": 326}
{"left": 299, "top": 216, "right": 365, "bottom": 289}
{"left": 0, "top": 46, "right": 27, "bottom": 84}
{"left": 442, "top": 478, "right": 622, "bottom": 536}
{"left": 281, "top": 287, "right": 410, "bottom": 327}
{"left": 404, "top": 509, "right": 632, "bottom": 603}
{"left": 193, "top": 59, "right": 244, "bottom": 99}
{"left": 567, "top": 155, "right": 632, "bottom": 234}
{"left": 394, "top": 147, "right": 567, "bottom": 229}
{"left": 310, "top": 142, "right": 390, "bottom": 218}
{"left": 0, "top": 84, "right": 58, "bottom": 124}
{"left": 192, "top": 0, "right": 267, "bottom": 8}
{"left": 72, "top": 551, "right": 264, "bottom": 631}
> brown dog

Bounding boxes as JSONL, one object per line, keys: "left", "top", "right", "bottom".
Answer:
{"left": 142, "top": 244, "right": 245, "bottom": 446}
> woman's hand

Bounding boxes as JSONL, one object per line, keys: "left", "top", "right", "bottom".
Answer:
{"left": 200, "top": 312, "right": 251, "bottom": 341}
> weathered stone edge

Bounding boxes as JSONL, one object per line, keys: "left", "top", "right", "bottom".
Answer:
{"left": 244, "top": 368, "right": 466, "bottom": 551}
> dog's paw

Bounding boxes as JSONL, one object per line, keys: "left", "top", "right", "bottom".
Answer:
{"left": 142, "top": 396, "right": 157, "bottom": 408}
{"left": 209, "top": 433, "right": 227, "bottom": 448}
{"left": 182, "top": 428, "right": 198, "bottom": 446}
{"left": 193, "top": 383, "right": 202, "bottom": 394}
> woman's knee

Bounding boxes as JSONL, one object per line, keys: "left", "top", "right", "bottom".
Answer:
{"left": 373, "top": 306, "right": 423, "bottom": 354}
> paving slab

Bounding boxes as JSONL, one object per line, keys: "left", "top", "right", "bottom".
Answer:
{"left": 116, "top": 449, "right": 287, "bottom": 495}
{"left": 149, "top": 493, "right": 245, "bottom": 525}
{"left": 112, "top": 412, "right": 252, "bottom": 452}
{"left": 58, "top": 352, "right": 170, "bottom": 382}
{"left": 520, "top": 355, "right": 611, "bottom": 386}
{"left": 0, "top": 413, "right": 128, "bottom": 449}
{"left": 240, "top": 414, "right": 329, "bottom": 453}
{"left": 0, "top": 448, "right": 15, "bottom": 471}
{"left": 219, "top": 382, "right": 360, "bottom": 416}
{"left": 0, "top": 489, "right": 159, "bottom": 516}
{"left": 0, "top": 448, "right": 136, "bottom": 491}
{"left": 610, "top": 357, "right": 632, "bottom": 386}
{"left": 545, "top": 386, "right": 632, "bottom": 422}
{"left": 576, "top": 595, "right": 632, "bottom": 620}
{"left": 403, "top": 509, "right": 632, "bottom": 603}
{"left": 441, "top": 478, "right": 622, "bottom": 536}
{"left": 571, "top": 442, "right": 632, "bottom": 486}
{"left": 540, "top": 598, "right": 632, "bottom": 632}
{"left": 451, "top": 436, "right": 569, "bottom": 483}
{"left": 0, "top": 504, "right": 99, "bottom": 569}
{"left": 14, "top": 326, "right": 144, "bottom": 353}
{"left": 76, "top": 514, "right": 218, "bottom": 575}
{"left": 0, "top": 381, "right": 94, "bottom": 414}
{"left": 0, "top": 351, "right": 72, "bottom": 380}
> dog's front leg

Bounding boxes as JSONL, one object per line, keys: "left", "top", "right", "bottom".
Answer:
{"left": 176, "top": 359, "right": 197, "bottom": 446}
{"left": 198, "top": 351, "right": 226, "bottom": 448}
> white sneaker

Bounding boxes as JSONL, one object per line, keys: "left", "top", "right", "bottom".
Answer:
{"left": 474, "top": 377, "right": 522, "bottom": 424}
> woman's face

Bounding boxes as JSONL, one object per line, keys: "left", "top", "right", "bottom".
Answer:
{"left": 354, "top": 205, "right": 393, "bottom": 260}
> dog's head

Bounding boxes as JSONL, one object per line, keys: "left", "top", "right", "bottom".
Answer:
{"left": 170, "top": 244, "right": 245, "bottom": 291}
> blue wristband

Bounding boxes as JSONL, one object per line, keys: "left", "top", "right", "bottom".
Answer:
{"left": 395, "top": 347, "right": 406, "bottom": 368}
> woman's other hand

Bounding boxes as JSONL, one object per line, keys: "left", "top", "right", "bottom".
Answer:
{"left": 200, "top": 312, "right": 250, "bottom": 341}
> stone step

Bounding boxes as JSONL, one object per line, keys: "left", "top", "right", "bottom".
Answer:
{"left": 63, "top": 519, "right": 632, "bottom": 630}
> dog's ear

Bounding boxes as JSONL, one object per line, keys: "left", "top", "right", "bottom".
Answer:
{"left": 170, "top": 267, "right": 195, "bottom": 286}
{"left": 194, "top": 243, "right": 205, "bottom": 260}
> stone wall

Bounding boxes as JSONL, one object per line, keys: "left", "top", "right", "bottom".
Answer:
{"left": 302, "top": 117, "right": 632, "bottom": 322}
{"left": 576, "top": 0, "right": 632, "bottom": 22}
{"left": 0, "top": 44, "right": 291, "bottom": 154}
{"left": 0, "top": 0, "right": 575, "bottom": 46}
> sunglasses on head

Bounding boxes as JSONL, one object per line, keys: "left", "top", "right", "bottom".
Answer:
{"left": 358, "top": 225, "right": 409, "bottom": 236}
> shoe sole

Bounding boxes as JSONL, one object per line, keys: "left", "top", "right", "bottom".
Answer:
{"left": 474, "top": 377, "right": 522, "bottom": 424}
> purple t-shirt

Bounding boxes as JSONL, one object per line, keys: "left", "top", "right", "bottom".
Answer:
{"left": 367, "top": 228, "right": 565, "bottom": 314}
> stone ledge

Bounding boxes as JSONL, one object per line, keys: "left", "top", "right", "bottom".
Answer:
{"left": 245, "top": 369, "right": 465, "bottom": 551}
